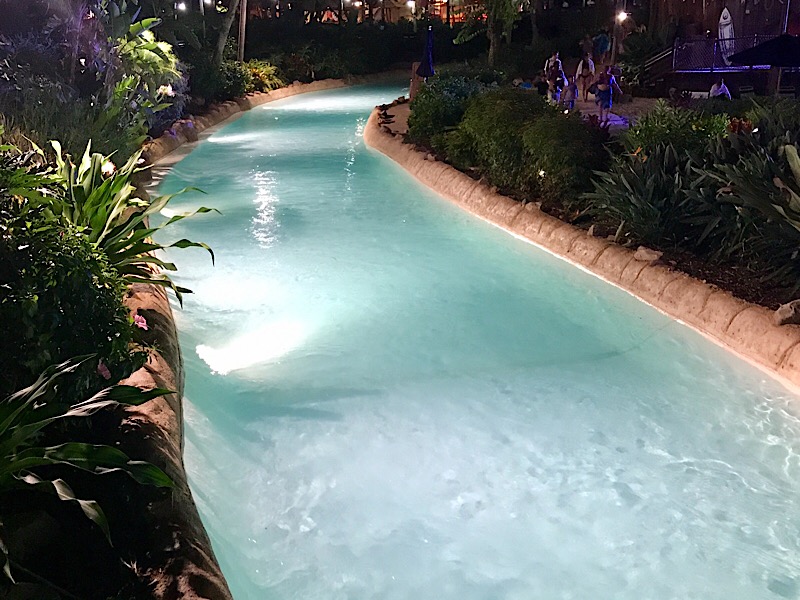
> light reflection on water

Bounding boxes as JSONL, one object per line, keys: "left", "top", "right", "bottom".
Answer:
{"left": 157, "top": 84, "right": 800, "bottom": 600}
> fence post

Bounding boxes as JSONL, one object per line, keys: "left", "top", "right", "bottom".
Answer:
{"left": 711, "top": 40, "right": 716, "bottom": 73}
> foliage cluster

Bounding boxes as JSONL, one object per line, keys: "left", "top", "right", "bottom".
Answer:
{"left": 0, "top": 128, "right": 213, "bottom": 593}
{"left": 408, "top": 75, "right": 489, "bottom": 147}
{"left": 245, "top": 59, "right": 287, "bottom": 92}
{"left": 584, "top": 98, "right": 800, "bottom": 292}
{"left": 426, "top": 86, "right": 609, "bottom": 206}
{"left": 621, "top": 100, "right": 729, "bottom": 155}
{"left": 0, "top": 7, "right": 183, "bottom": 158}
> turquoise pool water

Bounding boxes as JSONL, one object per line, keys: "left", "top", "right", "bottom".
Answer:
{"left": 158, "top": 84, "right": 800, "bottom": 599}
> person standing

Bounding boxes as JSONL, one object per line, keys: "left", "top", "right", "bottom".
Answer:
{"left": 575, "top": 52, "right": 596, "bottom": 101}
{"left": 544, "top": 51, "right": 562, "bottom": 75}
{"left": 594, "top": 65, "right": 623, "bottom": 123}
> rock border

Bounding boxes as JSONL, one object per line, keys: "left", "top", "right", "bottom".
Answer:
{"left": 363, "top": 107, "right": 800, "bottom": 391}
{"left": 142, "top": 71, "right": 407, "bottom": 166}
{"left": 124, "top": 73, "right": 406, "bottom": 600}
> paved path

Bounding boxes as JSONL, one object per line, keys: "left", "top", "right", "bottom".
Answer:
{"left": 379, "top": 96, "right": 658, "bottom": 137}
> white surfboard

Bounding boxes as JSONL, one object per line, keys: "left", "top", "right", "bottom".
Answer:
{"left": 718, "top": 7, "right": 735, "bottom": 64}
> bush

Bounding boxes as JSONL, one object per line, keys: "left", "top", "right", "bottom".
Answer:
{"left": 584, "top": 144, "right": 691, "bottom": 247}
{"left": 0, "top": 202, "right": 140, "bottom": 399}
{"left": 147, "top": 64, "right": 190, "bottom": 137}
{"left": 219, "top": 60, "right": 252, "bottom": 99}
{"left": 702, "top": 142, "right": 800, "bottom": 288}
{"left": 622, "top": 100, "right": 729, "bottom": 156}
{"left": 457, "top": 88, "right": 553, "bottom": 190}
{"left": 521, "top": 111, "right": 608, "bottom": 206}
{"left": 408, "top": 75, "right": 488, "bottom": 146}
{"left": 432, "top": 128, "right": 477, "bottom": 171}
{"left": 245, "top": 59, "right": 286, "bottom": 93}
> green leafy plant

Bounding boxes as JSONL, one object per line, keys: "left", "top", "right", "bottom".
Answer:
{"left": 218, "top": 60, "right": 252, "bottom": 100}
{"left": 245, "top": 60, "right": 285, "bottom": 93}
{"left": 456, "top": 87, "right": 553, "bottom": 191}
{"left": 408, "top": 75, "right": 488, "bottom": 147}
{"left": 0, "top": 191, "right": 139, "bottom": 399}
{"left": 432, "top": 128, "right": 477, "bottom": 172}
{"left": 46, "top": 143, "right": 216, "bottom": 304}
{"left": 704, "top": 143, "right": 800, "bottom": 287}
{"left": 0, "top": 358, "right": 173, "bottom": 582}
{"left": 521, "top": 111, "right": 608, "bottom": 207}
{"left": 584, "top": 144, "right": 690, "bottom": 246}
{"left": 622, "top": 100, "right": 729, "bottom": 156}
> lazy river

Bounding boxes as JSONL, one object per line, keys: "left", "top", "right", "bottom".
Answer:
{"left": 157, "top": 84, "right": 800, "bottom": 599}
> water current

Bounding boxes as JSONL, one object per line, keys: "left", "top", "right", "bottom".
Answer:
{"left": 157, "top": 83, "right": 800, "bottom": 599}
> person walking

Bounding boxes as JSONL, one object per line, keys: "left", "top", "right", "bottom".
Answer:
{"left": 563, "top": 76, "right": 578, "bottom": 110}
{"left": 594, "top": 65, "right": 623, "bottom": 123}
{"left": 575, "top": 52, "right": 596, "bottom": 101}
{"left": 548, "top": 66, "right": 566, "bottom": 104}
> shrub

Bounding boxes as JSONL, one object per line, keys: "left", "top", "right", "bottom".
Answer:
{"left": 218, "top": 60, "right": 251, "bottom": 100}
{"left": 0, "top": 358, "right": 173, "bottom": 583}
{"left": 622, "top": 100, "right": 728, "bottom": 155}
{"left": 457, "top": 88, "right": 553, "bottom": 190}
{"left": 745, "top": 98, "right": 800, "bottom": 143}
{"left": 0, "top": 202, "right": 140, "bottom": 399}
{"left": 692, "top": 96, "right": 754, "bottom": 118}
{"left": 245, "top": 59, "right": 285, "bottom": 93}
{"left": 521, "top": 111, "right": 609, "bottom": 206}
{"left": 584, "top": 144, "right": 691, "bottom": 247}
{"left": 431, "top": 128, "right": 477, "bottom": 171}
{"left": 147, "top": 64, "right": 190, "bottom": 137}
{"left": 408, "top": 75, "right": 488, "bottom": 146}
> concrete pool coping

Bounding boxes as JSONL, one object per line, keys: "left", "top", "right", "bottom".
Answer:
{"left": 362, "top": 106, "right": 800, "bottom": 393}
{"left": 127, "top": 73, "right": 407, "bottom": 600}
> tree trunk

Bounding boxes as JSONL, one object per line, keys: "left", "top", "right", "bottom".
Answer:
{"left": 529, "top": 0, "right": 541, "bottom": 44}
{"left": 487, "top": 21, "right": 501, "bottom": 66}
{"left": 213, "top": 0, "right": 241, "bottom": 66}
{"left": 648, "top": 0, "right": 658, "bottom": 38}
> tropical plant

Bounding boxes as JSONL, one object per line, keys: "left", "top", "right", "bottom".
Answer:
{"left": 245, "top": 60, "right": 285, "bottom": 93}
{"left": 622, "top": 100, "right": 729, "bottom": 156}
{"left": 0, "top": 357, "right": 173, "bottom": 582}
{"left": 0, "top": 197, "right": 140, "bottom": 399}
{"left": 454, "top": 0, "right": 522, "bottom": 66}
{"left": 47, "top": 142, "right": 216, "bottom": 304}
{"left": 704, "top": 144, "right": 800, "bottom": 287}
{"left": 584, "top": 144, "right": 690, "bottom": 246}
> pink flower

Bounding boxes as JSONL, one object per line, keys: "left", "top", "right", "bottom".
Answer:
{"left": 97, "top": 360, "right": 111, "bottom": 380}
{"left": 134, "top": 314, "right": 149, "bottom": 331}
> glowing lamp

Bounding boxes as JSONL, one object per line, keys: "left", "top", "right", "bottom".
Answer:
{"left": 616, "top": 11, "right": 628, "bottom": 22}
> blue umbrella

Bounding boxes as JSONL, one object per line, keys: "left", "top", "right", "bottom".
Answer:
{"left": 416, "top": 26, "right": 435, "bottom": 79}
